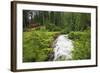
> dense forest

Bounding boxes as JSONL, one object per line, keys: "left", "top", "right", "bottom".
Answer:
{"left": 23, "top": 10, "right": 91, "bottom": 62}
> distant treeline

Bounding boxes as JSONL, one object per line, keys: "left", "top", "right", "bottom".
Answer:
{"left": 23, "top": 10, "right": 91, "bottom": 33}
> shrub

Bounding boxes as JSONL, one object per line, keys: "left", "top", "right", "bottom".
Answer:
{"left": 68, "top": 29, "right": 91, "bottom": 60}
{"left": 23, "top": 29, "right": 57, "bottom": 62}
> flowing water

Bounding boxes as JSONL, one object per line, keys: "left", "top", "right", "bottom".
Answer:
{"left": 52, "top": 35, "right": 73, "bottom": 61}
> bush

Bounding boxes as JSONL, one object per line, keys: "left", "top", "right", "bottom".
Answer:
{"left": 46, "top": 23, "right": 62, "bottom": 31}
{"left": 23, "top": 29, "right": 57, "bottom": 62}
{"left": 68, "top": 29, "right": 91, "bottom": 60}
{"left": 68, "top": 31, "right": 87, "bottom": 40}
{"left": 60, "top": 28, "right": 70, "bottom": 34}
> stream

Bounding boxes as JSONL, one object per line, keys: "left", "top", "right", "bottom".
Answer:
{"left": 50, "top": 35, "right": 74, "bottom": 61}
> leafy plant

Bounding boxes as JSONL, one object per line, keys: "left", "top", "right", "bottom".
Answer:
{"left": 23, "top": 29, "right": 58, "bottom": 62}
{"left": 68, "top": 28, "right": 91, "bottom": 60}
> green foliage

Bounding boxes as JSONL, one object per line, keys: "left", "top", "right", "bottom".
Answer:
{"left": 23, "top": 29, "right": 57, "bottom": 62}
{"left": 68, "top": 28, "right": 91, "bottom": 60}
{"left": 60, "top": 28, "right": 70, "bottom": 34}
{"left": 23, "top": 10, "right": 91, "bottom": 61}
{"left": 46, "top": 23, "right": 62, "bottom": 31}
{"left": 68, "top": 31, "right": 87, "bottom": 40}
{"left": 23, "top": 10, "right": 91, "bottom": 33}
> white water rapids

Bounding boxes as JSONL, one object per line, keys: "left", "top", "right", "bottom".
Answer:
{"left": 52, "top": 35, "right": 74, "bottom": 61}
